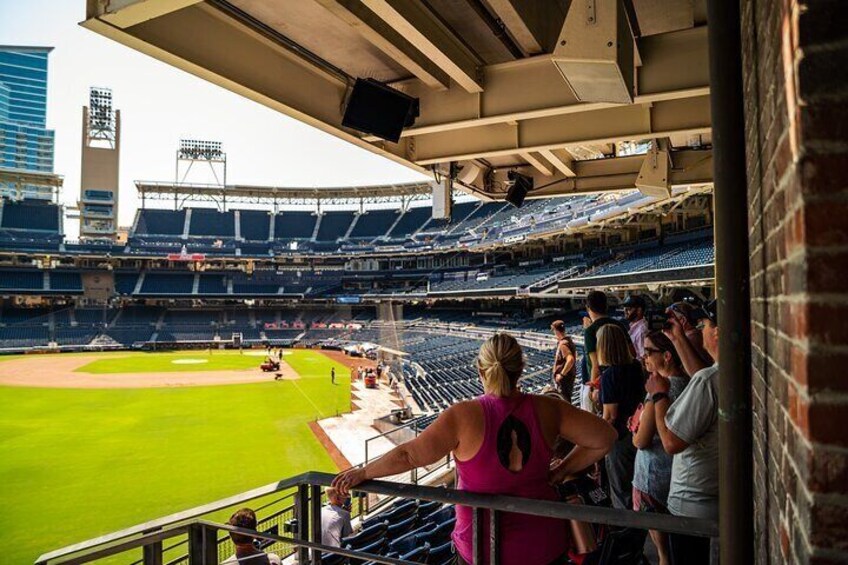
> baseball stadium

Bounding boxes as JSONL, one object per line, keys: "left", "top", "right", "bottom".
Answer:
{"left": 1, "top": 1, "right": 846, "bottom": 565}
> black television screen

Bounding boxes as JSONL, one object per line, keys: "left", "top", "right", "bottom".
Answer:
{"left": 342, "top": 78, "right": 418, "bottom": 143}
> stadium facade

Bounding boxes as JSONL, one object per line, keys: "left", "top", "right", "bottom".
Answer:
{"left": 0, "top": 46, "right": 55, "bottom": 197}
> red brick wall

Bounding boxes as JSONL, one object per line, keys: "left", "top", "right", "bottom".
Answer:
{"left": 742, "top": 0, "right": 848, "bottom": 562}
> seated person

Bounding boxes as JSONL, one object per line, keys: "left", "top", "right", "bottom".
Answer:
{"left": 221, "top": 508, "right": 281, "bottom": 564}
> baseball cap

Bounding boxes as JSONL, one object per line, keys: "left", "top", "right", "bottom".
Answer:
{"left": 622, "top": 295, "right": 646, "bottom": 309}
{"left": 666, "top": 301, "right": 702, "bottom": 326}
{"left": 693, "top": 299, "right": 718, "bottom": 326}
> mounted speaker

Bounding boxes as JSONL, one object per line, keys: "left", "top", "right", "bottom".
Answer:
{"left": 506, "top": 171, "right": 533, "bottom": 208}
{"left": 342, "top": 78, "right": 419, "bottom": 143}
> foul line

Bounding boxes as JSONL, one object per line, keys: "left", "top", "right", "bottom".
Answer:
{"left": 290, "top": 379, "right": 325, "bottom": 419}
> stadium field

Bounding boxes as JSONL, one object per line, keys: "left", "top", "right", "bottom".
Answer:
{"left": 0, "top": 349, "right": 351, "bottom": 564}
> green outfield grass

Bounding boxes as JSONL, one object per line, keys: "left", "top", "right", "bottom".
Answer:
{"left": 0, "top": 349, "right": 351, "bottom": 565}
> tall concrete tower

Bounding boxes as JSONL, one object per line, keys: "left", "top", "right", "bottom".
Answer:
{"left": 79, "top": 87, "right": 120, "bottom": 239}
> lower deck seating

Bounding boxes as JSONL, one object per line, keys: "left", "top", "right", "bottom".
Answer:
{"left": 327, "top": 500, "right": 456, "bottom": 565}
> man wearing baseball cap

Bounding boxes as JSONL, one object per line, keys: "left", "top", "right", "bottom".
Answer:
{"left": 646, "top": 300, "right": 719, "bottom": 564}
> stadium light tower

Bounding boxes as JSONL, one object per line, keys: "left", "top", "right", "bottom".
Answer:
{"left": 174, "top": 139, "right": 227, "bottom": 209}
{"left": 79, "top": 87, "right": 120, "bottom": 240}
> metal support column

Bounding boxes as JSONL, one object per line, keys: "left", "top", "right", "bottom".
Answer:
{"left": 489, "top": 509, "right": 500, "bottom": 565}
{"left": 296, "top": 484, "right": 310, "bottom": 565}
{"left": 706, "top": 1, "right": 754, "bottom": 564}
{"left": 472, "top": 507, "right": 484, "bottom": 564}
{"left": 188, "top": 523, "right": 218, "bottom": 565}
{"left": 310, "top": 484, "right": 323, "bottom": 565}
{"left": 142, "top": 540, "right": 163, "bottom": 565}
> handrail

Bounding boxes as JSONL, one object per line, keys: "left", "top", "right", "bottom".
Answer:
{"left": 37, "top": 470, "right": 718, "bottom": 565}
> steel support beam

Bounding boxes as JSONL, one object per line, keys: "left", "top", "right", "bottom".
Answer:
{"left": 410, "top": 95, "right": 711, "bottom": 165}
{"left": 90, "top": 0, "right": 203, "bottom": 28}
{"left": 520, "top": 152, "right": 553, "bottom": 176}
{"left": 372, "top": 26, "right": 709, "bottom": 139}
{"left": 314, "top": 0, "right": 451, "bottom": 89}
{"left": 539, "top": 149, "right": 576, "bottom": 177}
{"left": 361, "top": 0, "right": 483, "bottom": 92}
{"left": 485, "top": 0, "right": 566, "bottom": 56}
{"left": 485, "top": 149, "right": 712, "bottom": 198}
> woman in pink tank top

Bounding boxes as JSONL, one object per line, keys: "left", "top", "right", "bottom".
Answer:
{"left": 334, "top": 334, "right": 616, "bottom": 565}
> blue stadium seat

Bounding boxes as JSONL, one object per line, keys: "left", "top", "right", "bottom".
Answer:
{"left": 426, "top": 540, "right": 453, "bottom": 565}
{"left": 388, "top": 523, "right": 437, "bottom": 555}
{"left": 421, "top": 506, "right": 455, "bottom": 527}
{"left": 398, "top": 545, "right": 429, "bottom": 564}
{"left": 135, "top": 209, "right": 185, "bottom": 236}
{"left": 416, "top": 500, "right": 442, "bottom": 519}
{"left": 418, "top": 518, "right": 456, "bottom": 548}
{"left": 274, "top": 211, "right": 316, "bottom": 240}
{"left": 341, "top": 522, "right": 387, "bottom": 550}
{"left": 385, "top": 515, "right": 418, "bottom": 540}
{"left": 316, "top": 211, "right": 355, "bottom": 241}
{"left": 320, "top": 551, "right": 347, "bottom": 565}
{"left": 0, "top": 199, "right": 60, "bottom": 232}
{"left": 362, "top": 500, "right": 416, "bottom": 529}
{"left": 347, "top": 538, "right": 385, "bottom": 564}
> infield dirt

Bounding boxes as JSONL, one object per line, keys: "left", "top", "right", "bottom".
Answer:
{"left": 0, "top": 354, "right": 299, "bottom": 388}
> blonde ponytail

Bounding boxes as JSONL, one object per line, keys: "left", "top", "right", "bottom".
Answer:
{"left": 477, "top": 334, "right": 524, "bottom": 396}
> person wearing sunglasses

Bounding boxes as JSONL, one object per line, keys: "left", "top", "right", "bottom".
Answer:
{"left": 630, "top": 332, "right": 689, "bottom": 565}
{"left": 647, "top": 300, "right": 719, "bottom": 565}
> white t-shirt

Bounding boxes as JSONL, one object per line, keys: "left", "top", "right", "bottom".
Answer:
{"left": 221, "top": 551, "right": 282, "bottom": 564}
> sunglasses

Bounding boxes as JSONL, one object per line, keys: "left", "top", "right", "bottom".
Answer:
{"left": 643, "top": 347, "right": 663, "bottom": 356}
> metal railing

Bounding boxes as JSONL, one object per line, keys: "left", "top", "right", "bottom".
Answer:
{"left": 36, "top": 471, "right": 718, "bottom": 565}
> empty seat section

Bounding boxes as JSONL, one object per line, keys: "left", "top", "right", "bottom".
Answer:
{"left": 388, "top": 207, "right": 430, "bottom": 238}
{"left": 0, "top": 199, "right": 60, "bottom": 231}
{"left": 140, "top": 273, "right": 194, "bottom": 294}
{"left": 349, "top": 209, "right": 399, "bottom": 238}
{"left": 316, "top": 211, "right": 355, "bottom": 241}
{"left": 50, "top": 271, "right": 83, "bottom": 291}
{"left": 232, "top": 273, "right": 280, "bottom": 295}
{"left": 189, "top": 208, "right": 234, "bottom": 237}
{"left": 135, "top": 209, "right": 186, "bottom": 236}
{"left": 0, "top": 270, "right": 43, "bottom": 290}
{"left": 0, "top": 326, "right": 50, "bottom": 348}
{"left": 114, "top": 273, "right": 139, "bottom": 295}
{"left": 197, "top": 274, "right": 227, "bottom": 294}
{"left": 275, "top": 211, "right": 316, "bottom": 240}
{"left": 55, "top": 327, "right": 97, "bottom": 346}
{"left": 239, "top": 210, "right": 271, "bottom": 241}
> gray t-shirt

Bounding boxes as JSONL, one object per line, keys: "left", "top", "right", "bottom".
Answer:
{"left": 633, "top": 375, "right": 688, "bottom": 504}
{"left": 665, "top": 364, "right": 720, "bottom": 519}
{"left": 321, "top": 504, "right": 353, "bottom": 547}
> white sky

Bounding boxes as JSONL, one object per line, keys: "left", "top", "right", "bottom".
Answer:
{"left": 0, "top": 0, "right": 429, "bottom": 237}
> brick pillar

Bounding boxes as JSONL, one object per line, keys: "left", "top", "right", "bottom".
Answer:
{"left": 742, "top": 0, "right": 848, "bottom": 562}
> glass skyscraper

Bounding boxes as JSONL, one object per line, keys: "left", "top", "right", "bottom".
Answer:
{"left": 0, "top": 46, "right": 55, "bottom": 175}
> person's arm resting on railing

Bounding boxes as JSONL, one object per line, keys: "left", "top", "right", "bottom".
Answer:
{"left": 549, "top": 400, "right": 616, "bottom": 483}
{"left": 332, "top": 405, "right": 461, "bottom": 495}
